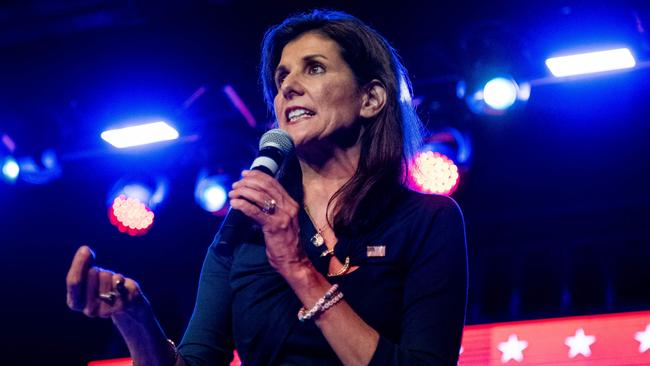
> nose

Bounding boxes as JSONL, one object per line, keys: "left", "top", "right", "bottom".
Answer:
{"left": 279, "top": 72, "right": 304, "bottom": 100}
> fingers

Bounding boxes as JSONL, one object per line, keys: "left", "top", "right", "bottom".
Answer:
{"left": 66, "top": 246, "right": 95, "bottom": 311}
{"left": 232, "top": 171, "right": 305, "bottom": 275}
{"left": 230, "top": 170, "right": 299, "bottom": 217}
{"left": 120, "top": 276, "right": 143, "bottom": 304}
{"left": 83, "top": 267, "right": 99, "bottom": 317}
{"left": 81, "top": 268, "right": 141, "bottom": 318}
{"left": 230, "top": 181, "right": 296, "bottom": 229}
{"left": 229, "top": 185, "right": 270, "bottom": 210}
{"left": 67, "top": 247, "right": 144, "bottom": 319}
{"left": 230, "top": 197, "right": 270, "bottom": 225}
{"left": 97, "top": 269, "right": 116, "bottom": 318}
{"left": 237, "top": 170, "right": 288, "bottom": 203}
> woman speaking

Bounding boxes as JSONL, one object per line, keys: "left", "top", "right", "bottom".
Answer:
{"left": 66, "top": 9, "right": 468, "bottom": 366}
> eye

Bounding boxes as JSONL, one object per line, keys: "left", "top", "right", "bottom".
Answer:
{"left": 308, "top": 64, "right": 325, "bottom": 75}
{"left": 275, "top": 72, "right": 287, "bottom": 88}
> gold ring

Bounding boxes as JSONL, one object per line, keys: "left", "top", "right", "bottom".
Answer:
{"left": 261, "top": 199, "right": 277, "bottom": 215}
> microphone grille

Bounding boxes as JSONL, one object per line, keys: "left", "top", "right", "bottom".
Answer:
{"left": 259, "top": 128, "right": 294, "bottom": 155}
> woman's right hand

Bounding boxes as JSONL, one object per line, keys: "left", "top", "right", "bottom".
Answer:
{"left": 66, "top": 246, "right": 181, "bottom": 366}
{"left": 66, "top": 245, "right": 146, "bottom": 319}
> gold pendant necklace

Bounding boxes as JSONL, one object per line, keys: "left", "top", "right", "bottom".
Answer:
{"left": 311, "top": 231, "right": 325, "bottom": 247}
{"left": 304, "top": 205, "right": 326, "bottom": 248}
{"left": 304, "top": 204, "right": 349, "bottom": 276}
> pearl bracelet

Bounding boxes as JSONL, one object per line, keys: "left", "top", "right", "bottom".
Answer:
{"left": 297, "top": 284, "right": 344, "bottom": 322}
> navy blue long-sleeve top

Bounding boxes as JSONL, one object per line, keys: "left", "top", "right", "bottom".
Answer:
{"left": 178, "top": 188, "right": 468, "bottom": 365}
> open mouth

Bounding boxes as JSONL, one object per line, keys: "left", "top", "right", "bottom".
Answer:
{"left": 286, "top": 108, "right": 316, "bottom": 123}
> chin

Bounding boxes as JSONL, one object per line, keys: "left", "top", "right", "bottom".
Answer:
{"left": 282, "top": 124, "right": 309, "bottom": 142}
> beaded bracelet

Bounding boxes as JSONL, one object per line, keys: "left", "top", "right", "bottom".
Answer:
{"left": 297, "top": 284, "right": 344, "bottom": 322}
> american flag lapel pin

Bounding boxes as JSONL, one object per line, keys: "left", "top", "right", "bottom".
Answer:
{"left": 367, "top": 245, "right": 386, "bottom": 257}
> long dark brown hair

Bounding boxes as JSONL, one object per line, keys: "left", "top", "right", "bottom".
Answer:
{"left": 260, "top": 9, "right": 423, "bottom": 237}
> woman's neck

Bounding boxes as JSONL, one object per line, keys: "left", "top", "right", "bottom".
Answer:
{"left": 299, "top": 142, "right": 360, "bottom": 222}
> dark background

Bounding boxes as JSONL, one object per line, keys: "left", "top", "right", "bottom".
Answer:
{"left": 1, "top": 1, "right": 649, "bottom": 364}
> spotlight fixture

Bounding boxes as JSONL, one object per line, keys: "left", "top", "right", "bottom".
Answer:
{"left": 459, "top": 76, "right": 530, "bottom": 115}
{"left": 101, "top": 121, "right": 179, "bottom": 148}
{"left": 107, "top": 177, "right": 167, "bottom": 236}
{"left": 407, "top": 128, "right": 471, "bottom": 196}
{"left": 1, "top": 156, "right": 19, "bottom": 183}
{"left": 16, "top": 149, "right": 62, "bottom": 185}
{"left": 108, "top": 195, "right": 155, "bottom": 236}
{"left": 457, "top": 20, "right": 533, "bottom": 116}
{"left": 483, "top": 77, "right": 519, "bottom": 110}
{"left": 195, "top": 171, "right": 230, "bottom": 215}
{"left": 408, "top": 151, "right": 460, "bottom": 196}
{"left": 545, "top": 47, "right": 636, "bottom": 77}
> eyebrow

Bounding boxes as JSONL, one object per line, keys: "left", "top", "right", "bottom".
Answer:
{"left": 274, "top": 54, "right": 329, "bottom": 77}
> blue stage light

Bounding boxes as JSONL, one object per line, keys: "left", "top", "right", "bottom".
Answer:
{"left": 16, "top": 150, "right": 62, "bottom": 185}
{"left": 204, "top": 185, "right": 227, "bottom": 212}
{"left": 545, "top": 48, "right": 636, "bottom": 77}
{"left": 195, "top": 173, "right": 229, "bottom": 214}
{"left": 461, "top": 76, "right": 529, "bottom": 115}
{"left": 2, "top": 156, "right": 19, "bottom": 182}
{"left": 483, "top": 77, "right": 519, "bottom": 111}
{"left": 101, "top": 121, "right": 179, "bottom": 148}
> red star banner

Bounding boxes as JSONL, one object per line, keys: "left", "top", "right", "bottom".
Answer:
{"left": 89, "top": 311, "right": 650, "bottom": 366}
{"left": 460, "top": 310, "right": 650, "bottom": 365}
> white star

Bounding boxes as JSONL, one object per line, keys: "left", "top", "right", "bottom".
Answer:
{"left": 564, "top": 328, "right": 596, "bottom": 358}
{"left": 498, "top": 334, "right": 528, "bottom": 363}
{"left": 635, "top": 324, "right": 650, "bottom": 353}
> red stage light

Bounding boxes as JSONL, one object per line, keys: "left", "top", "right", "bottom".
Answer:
{"left": 408, "top": 151, "right": 460, "bottom": 195}
{"left": 108, "top": 194, "right": 154, "bottom": 236}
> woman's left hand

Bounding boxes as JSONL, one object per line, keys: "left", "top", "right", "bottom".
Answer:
{"left": 228, "top": 170, "right": 308, "bottom": 277}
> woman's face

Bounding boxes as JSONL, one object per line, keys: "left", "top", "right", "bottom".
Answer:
{"left": 273, "top": 32, "right": 364, "bottom": 149}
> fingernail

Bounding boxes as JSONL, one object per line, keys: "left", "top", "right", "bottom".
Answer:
{"left": 241, "top": 170, "right": 250, "bottom": 176}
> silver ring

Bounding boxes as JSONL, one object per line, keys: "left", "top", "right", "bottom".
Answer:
{"left": 98, "top": 291, "right": 119, "bottom": 304}
{"left": 261, "top": 199, "right": 277, "bottom": 215}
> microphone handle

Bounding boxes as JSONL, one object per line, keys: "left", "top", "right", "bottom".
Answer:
{"left": 215, "top": 146, "right": 286, "bottom": 248}
{"left": 216, "top": 208, "right": 251, "bottom": 248}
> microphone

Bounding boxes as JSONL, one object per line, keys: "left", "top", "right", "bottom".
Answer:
{"left": 216, "top": 128, "right": 295, "bottom": 247}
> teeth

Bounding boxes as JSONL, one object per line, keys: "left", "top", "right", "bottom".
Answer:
{"left": 288, "top": 108, "right": 314, "bottom": 121}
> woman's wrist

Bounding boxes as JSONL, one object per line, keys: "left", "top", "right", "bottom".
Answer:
{"left": 280, "top": 261, "right": 321, "bottom": 290}
{"left": 111, "top": 294, "right": 152, "bottom": 327}
{"left": 111, "top": 298, "right": 177, "bottom": 366}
